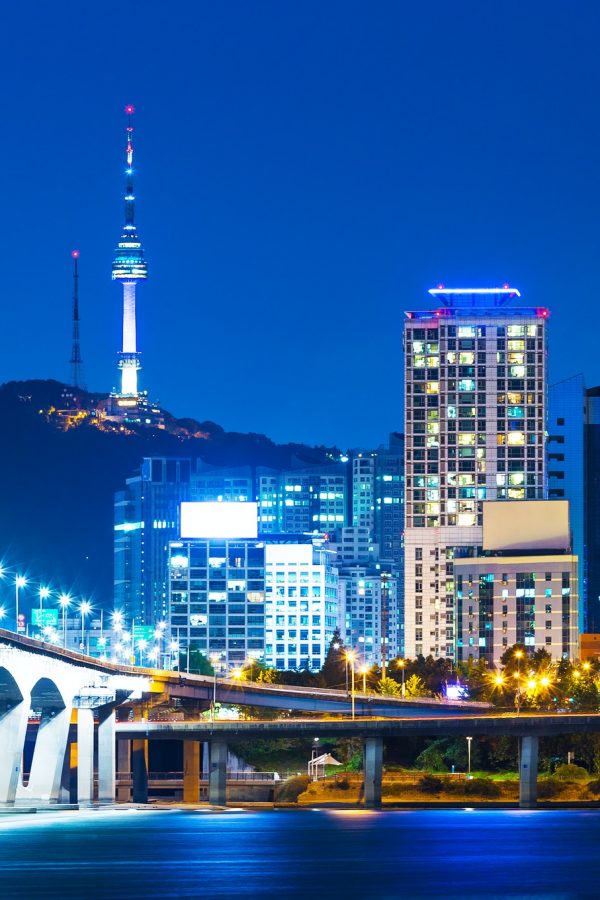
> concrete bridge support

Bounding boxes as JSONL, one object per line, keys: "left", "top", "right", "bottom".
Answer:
{"left": 363, "top": 737, "right": 383, "bottom": 809}
{"left": 183, "top": 740, "right": 201, "bottom": 803}
{"left": 25, "top": 706, "right": 72, "bottom": 803}
{"left": 209, "top": 740, "right": 228, "bottom": 806}
{"left": 98, "top": 708, "right": 116, "bottom": 803}
{"left": 116, "top": 740, "right": 131, "bottom": 802}
{"left": 77, "top": 708, "right": 95, "bottom": 805}
{"left": 0, "top": 704, "right": 29, "bottom": 804}
{"left": 132, "top": 739, "right": 149, "bottom": 804}
{"left": 519, "top": 735, "right": 539, "bottom": 809}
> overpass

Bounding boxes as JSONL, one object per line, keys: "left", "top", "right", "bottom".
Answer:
{"left": 116, "top": 713, "right": 600, "bottom": 810}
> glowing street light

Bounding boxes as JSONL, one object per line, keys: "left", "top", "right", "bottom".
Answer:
{"left": 137, "top": 638, "right": 148, "bottom": 667}
{"left": 15, "top": 576, "right": 26, "bottom": 633}
{"left": 39, "top": 586, "right": 50, "bottom": 613}
{"left": 345, "top": 650, "right": 356, "bottom": 721}
{"left": 58, "top": 594, "right": 70, "bottom": 647}
{"left": 231, "top": 666, "right": 243, "bottom": 680}
{"left": 79, "top": 600, "right": 91, "bottom": 652}
{"left": 359, "top": 664, "right": 369, "bottom": 694}
{"left": 397, "top": 658, "right": 406, "bottom": 697}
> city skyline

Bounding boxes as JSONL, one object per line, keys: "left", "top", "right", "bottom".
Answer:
{"left": 0, "top": 4, "right": 600, "bottom": 447}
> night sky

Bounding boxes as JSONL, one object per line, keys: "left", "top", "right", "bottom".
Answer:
{"left": 1, "top": 2, "right": 599, "bottom": 448}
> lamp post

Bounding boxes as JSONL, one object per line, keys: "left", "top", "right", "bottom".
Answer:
{"left": 515, "top": 649, "right": 523, "bottom": 714}
{"left": 15, "top": 576, "right": 26, "bottom": 633}
{"left": 397, "top": 658, "right": 406, "bottom": 698}
{"left": 210, "top": 652, "right": 220, "bottom": 721}
{"left": 345, "top": 650, "right": 356, "bottom": 720}
{"left": 360, "top": 664, "right": 368, "bottom": 694}
{"left": 59, "top": 594, "right": 70, "bottom": 648}
{"left": 466, "top": 736, "right": 473, "bottom": 776}
{"left": 39, "top": 586, "right": 50, "bottom": 613}
{"left": 137, "top": 638, "right": 147, "bottom": 667}
{"left": 79, "top": 601, "right": 91, "bottom": 652}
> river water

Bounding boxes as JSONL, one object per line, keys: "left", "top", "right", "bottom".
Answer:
{"left": 0, "top": 807, "right": 598, "bottom": 898}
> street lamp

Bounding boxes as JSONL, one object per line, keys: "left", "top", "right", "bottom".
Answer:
{"left": 137, "top": 638, "right": 147, "bottom": 667}
{"left": 79, "top": 601, "right": 91, "bottom": 652}
{"left": 345, "top": 650, "right": 356, "bottom": 720}
{"left": 15, "top": 576, "right": 26, "bottom": 633}
{"left": 397, "top": 658, "right": 406, "bottom": 698}
{"left": 39, "top": 586, "right": 50, "bottom": 613}
{"left": 515, "top": 649, "right": 524, "bottom": 714}
{"left": 58, "top": 594, "right": 70, "bottom": 648}
{"left": 210, "top": 652, "right": 220, "bottom": 720}
{"left": 359, "top": 664, "right": 369, "bottom": 694}
{"left": 466, "top": 736, "right": 473, "bottom": 776}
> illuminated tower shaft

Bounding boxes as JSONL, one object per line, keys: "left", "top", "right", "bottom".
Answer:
{"left": 112, "top": 105, "right": 148, "bottom": 397}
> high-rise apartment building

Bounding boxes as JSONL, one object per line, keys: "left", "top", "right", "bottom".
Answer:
{"left": 404, "top": 287, "right": 547, "bottom": 659}
{"left": 337, "top": 566, "right": 403, "bottom": 665}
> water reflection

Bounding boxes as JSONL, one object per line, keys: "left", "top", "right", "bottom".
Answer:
{"left": 0, "top": 808, "right": 598, "bottom": 898}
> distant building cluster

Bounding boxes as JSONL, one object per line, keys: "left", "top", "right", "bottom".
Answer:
{"left": 107, "top": 286, "right": 598, "bottom": 672}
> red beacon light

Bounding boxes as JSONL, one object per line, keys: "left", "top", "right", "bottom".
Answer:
{"left": 502, "top": 282, "right": 510, "bottom": 289}
{"left": 437, "top": 283, "right": 444, "bottom": 290}
{"left": 125, "top": 104, "right": 135, "bottom": 115}
{"left": 71, "top": 250, "right": 80, "bottom": 259}
{"left": 537, "top": 308, "right": 549, "bottom": 318}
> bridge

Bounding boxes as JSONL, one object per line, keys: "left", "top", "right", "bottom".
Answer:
{"left": 0, "top": 628, "right": 597, "bottom": 810}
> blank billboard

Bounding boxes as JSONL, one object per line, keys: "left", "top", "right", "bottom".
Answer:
{"left": 482, "top": 500, "right": 570, "bottom": 552}
{"left": 180, "top": 501, "right": 258, "bottom": 539}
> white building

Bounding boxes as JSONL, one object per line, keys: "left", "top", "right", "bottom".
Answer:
{"left": 264, "top": 539, "right": 338, "bottom": 671}
{"left": 404, "top": 288, "right": 548, "bottom": 659}
{"left": 455, "top": 500, "right": 579, "bottom": 663}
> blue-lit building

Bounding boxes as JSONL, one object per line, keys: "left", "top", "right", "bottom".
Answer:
{"left": 586, "top": 386, "right": 600, "bottom": 633}
{"left": 547, "top": 374, "right": 586, "bottom": 629}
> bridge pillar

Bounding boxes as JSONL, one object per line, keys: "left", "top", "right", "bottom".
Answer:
{"left": 0, "top": 703, "right": 28, "bottom": 805}
{"left": 59, "top": 737, "right": 77, "bottom": 804}
{"left": 519, "top": 735, "right": 539, "bottom": 809}
{"left": 116, "top": 739, "right": 131, "bottom": 802}
{"left": 363, "top": 737, "right": 383, "bottom": 809}
{"left": 97, "top": 708, "right": 116, "bottom": 803}
{"left": 209, "top": 740, "right": 227, "bottom": 806}
{"left": 77, "top": 707, "right": 95, "bottom": 805}
{"left": 132, "top": 740, "right": 149, "bottom": 804}
{"left": 25, "top": 706, "right": 72, "bottom": 803}
{"left": 183, "top": 740, "right": 200, "bottom": 803}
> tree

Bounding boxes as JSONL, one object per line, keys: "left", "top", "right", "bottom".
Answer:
{"left": 179, "top": 644, "right": 213, "bottom": 675}
{"left": 415, "top": 740, "right": 447, "bottom": 772}
{"left": 318, "top": 628, "right": 346, "bottom": 689}
{"left": 377, "top": 676, "right": 401, "bottom": 696}
{"left": 404, "top": 674, "right": 429, "bottom": 698}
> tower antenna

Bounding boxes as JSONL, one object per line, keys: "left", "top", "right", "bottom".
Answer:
{"left": 69, "top": 250, "right": 85, "bottom": 389}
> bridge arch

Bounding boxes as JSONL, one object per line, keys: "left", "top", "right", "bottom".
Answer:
{"left": 0, "top": 666, "right": 24, "bottom": 714}
{"left": 29, "top": 677, "right": 67, "bottom": 713}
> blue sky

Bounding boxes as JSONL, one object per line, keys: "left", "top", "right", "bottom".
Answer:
{"left": 0, "top": 1, "right": 598, "bottom": 447}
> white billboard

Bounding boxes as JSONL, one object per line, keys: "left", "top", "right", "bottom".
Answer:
{"left": 483, "top": 500, "right": 570, "bottom": 552}
{"left": 180, "top": 501, "right": 258, "bottom": 539}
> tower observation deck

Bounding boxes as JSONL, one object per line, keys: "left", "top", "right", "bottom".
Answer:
{"left": 112, "top": 105, "right": 148, "bottom": 399}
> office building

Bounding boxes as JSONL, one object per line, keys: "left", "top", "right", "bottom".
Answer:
{"left": 404, "top": 287, "right": 548, "bottom": 659}
{"left": 264, "top": 537, "right": 338, "bottom": 671}
{"left": 455, "top": 500, "right": 579, "bottom": 663}
{"left": 169, "top": 502, "right": 266, "bottom": 672}
{"left": 114, "top": 457, "right": 192, "bottom": 625}
{"left": 586, "top": 386, "right": 600, "bottom": 633}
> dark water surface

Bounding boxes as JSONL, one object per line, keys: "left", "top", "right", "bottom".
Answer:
{"left": 0, "top": 807, "right": 599, "bottom": 899}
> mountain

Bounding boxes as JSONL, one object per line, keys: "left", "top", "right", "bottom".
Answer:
{"left": 0, "top": 379, "right": 338, "bottom": 609}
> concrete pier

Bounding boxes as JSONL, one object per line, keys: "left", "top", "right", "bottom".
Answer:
{"left": 132, "top": 739, "right": 149, "bottom": 803}
{"left": 77, "top": 708, "right": 95, "bottom": 805}
{"left": 183, "top": 740, "right": 201, "bottom": 803}
{"left": 519, "top": 735, "right": 539, "bottom": 809}
{"left": 209, "top": 741, "right": 227, "bottom": 806}
{"left": 363, "top": 736, "right": 383, "bottom": 809}
{"left": 98, "top": 708, "right": 116, "bottom": 803}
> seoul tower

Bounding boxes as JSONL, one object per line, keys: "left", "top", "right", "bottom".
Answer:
{"left": 112, "top": 105, "right": 148, "bottom": 398}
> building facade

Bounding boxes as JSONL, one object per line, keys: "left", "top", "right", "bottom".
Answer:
{"left": 264, "top": 539, "right": 338, "bottom": 671}
{"left": 169, "top": 536, "right": 266, "bottom": 673}
{"left": 337, "top": 566, "right": 403, "bottom": 665}
{"left": 404, "top": 287, "right": 548, "bottom": 659}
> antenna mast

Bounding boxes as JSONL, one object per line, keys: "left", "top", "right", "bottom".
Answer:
{"left": 69, "top": 250, "right": 85, "bottom": 389}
